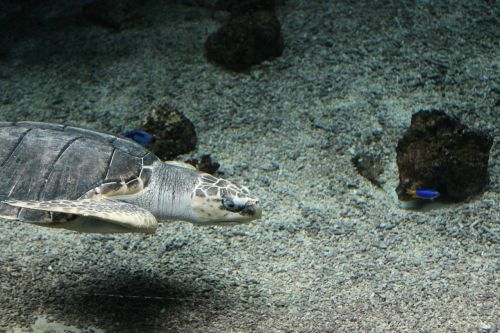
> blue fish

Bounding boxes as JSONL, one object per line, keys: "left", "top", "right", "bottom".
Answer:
{"left": 121, "top": 129, "right": 154, "bottom": 146}
{"left": 406, "top": 188, "right": 440, "bottom": 200}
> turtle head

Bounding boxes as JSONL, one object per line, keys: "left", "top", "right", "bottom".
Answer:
{"left": 143, "top": 162, "right": 261, "bottom": 226}
{"left": 189, "top": 173, "right": 262, "bottom": 225}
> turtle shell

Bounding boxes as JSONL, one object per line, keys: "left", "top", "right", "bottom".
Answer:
{"left": 0, "top": 121, "right": 160, "bottom": 221}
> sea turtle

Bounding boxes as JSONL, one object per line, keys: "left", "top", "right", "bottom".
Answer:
{"left": 0, "top": 121, "right": 261, "bottom": 234}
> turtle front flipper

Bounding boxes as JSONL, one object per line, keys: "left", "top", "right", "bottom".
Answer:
{"left": 3, "top": 199, "right": 158, "bottom": 234}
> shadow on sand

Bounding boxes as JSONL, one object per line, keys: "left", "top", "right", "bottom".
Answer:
{"left": 43, "top": 268, "right": 224, "bottom": 332}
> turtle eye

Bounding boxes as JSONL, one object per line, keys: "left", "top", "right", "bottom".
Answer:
{"left": 222, "top": 198, "right": 244, "bottom": 212}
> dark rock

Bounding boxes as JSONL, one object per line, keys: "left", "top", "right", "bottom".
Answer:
{"left": 396, "top": 110, "right": 493, "bottom": 201}
{"left": 82, "top": 0, "right": 144, "bottom": 31}
{"left": 177, "top": 0, "right": 283, "bottom": 11}
{"left": 204, "top": 1, "right": 284, "bottom": 71}
{"left": 141, "top": 101, "right": 197, "bottom": 160}
{"left": 184, "top": 154, "right": 221, "bottom": 174}
{"left": 175, "top": 0, "right": 229, "bottom": 9}
{"left": 0, "top": 0, "right": 92, "bottom": 22}
{"left": 226, "top": 0, "right": 277, "bottom": 13}
{"left": 351, "top": 152, "right": 384, "bottom": 187}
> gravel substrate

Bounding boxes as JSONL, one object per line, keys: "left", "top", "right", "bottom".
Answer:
{"left": 0, "top": 1, "right": 498, "bottom": 332}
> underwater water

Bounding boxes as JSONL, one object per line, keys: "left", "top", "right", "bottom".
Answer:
{"left": 0, "top": 0, "right": 498, "bottom": 332}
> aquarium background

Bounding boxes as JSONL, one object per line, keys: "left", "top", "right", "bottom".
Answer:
{"left": 0, "top": 0, "right": 498, "bottom": 332}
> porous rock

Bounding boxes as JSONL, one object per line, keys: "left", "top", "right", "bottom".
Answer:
{"left": 396, "top": 110, "right": 493, "bottom": 201}
{"left": 177, "top": 0, "right": 282, "bottom": 11}
{"left": 185, "top": 154, "right": 221, "bottom": 175}
{"left": 141, "top": 101, "right": 197, "bottom": 160}
{"left": 204, "top": 0, "right": 284, "bottom": 71}
{"left": 226, "top": 0, "right": 277, "bottom": 13}
{"left": 82, "top": 0, "right": 144, "bottom": 31}
{"left": 352, "top": 152, "right": 384, "bottom": 187}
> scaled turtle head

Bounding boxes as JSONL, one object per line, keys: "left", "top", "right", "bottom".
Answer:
{"left": 190, "top": 173, "right": 262, "bottom": 225}
{"left": 144, "top": 162, "right": 262, "bottom": 226}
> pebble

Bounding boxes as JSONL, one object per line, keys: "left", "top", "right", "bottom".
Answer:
{"left": 287, "top": 151, "right": 300, "bottom": 160}
{"left": 481, "top": 324, "right": 493, "bottom": 333}
{"left": 222, "top": 231, "right": 249, "bottom": 237}
{"left": 260, "top": 162, "right": 280, "bottom": 172}
{"left": 274, "top": 300, "right": 289, "bottom": 307}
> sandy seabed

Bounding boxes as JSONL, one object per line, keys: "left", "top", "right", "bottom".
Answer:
{"left": 0, "top": 1, "right": 498, "bottom": 332}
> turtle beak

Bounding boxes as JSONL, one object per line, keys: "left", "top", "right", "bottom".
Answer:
{"left": 242, "top": 200, "right": 262, "bottom": 220}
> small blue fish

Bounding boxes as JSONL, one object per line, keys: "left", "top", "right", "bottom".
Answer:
{"left": 121, "top": 129, "right": 154, "bottom": 146}
{"left": 406, "top": 188, "right": 440, "bottom": 200}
